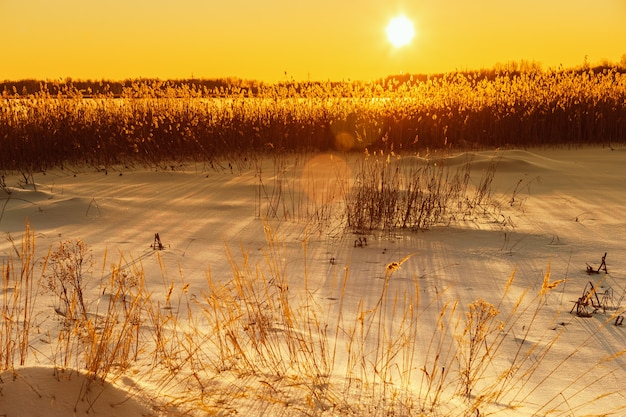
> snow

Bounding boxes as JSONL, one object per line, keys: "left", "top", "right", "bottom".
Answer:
{"left": 0, "top": 367, "right": 152, "bottom": 417}
{"left": 1, "top": 146, "right": 625, "bottom": 416}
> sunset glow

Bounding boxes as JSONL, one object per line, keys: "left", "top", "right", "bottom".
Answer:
{"left": 1, "top": 0, "right": 625, "bottom": 81}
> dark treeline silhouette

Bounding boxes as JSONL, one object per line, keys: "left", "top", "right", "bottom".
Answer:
{"left": 1, "top": 77, "right": 266, "bottom": 98}
{"left": 3, "top": 63, "right": 625, "bottom": 98}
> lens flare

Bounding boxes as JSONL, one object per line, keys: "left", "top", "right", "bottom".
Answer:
{"left": 301, "top": 154, "right": 351, "bottom": 205}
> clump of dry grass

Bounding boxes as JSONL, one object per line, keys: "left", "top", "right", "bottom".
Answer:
{"left": 456, "top": 299, "right": 502, "bottom": 402}
{"left": 198, "top": 224, "right": 337, "bottom": 412}
{"left": 346, "top": 150, "right": 498, "bottom": 231}
{"left": 43, "top": 238, "right": 91, "bottom": 321}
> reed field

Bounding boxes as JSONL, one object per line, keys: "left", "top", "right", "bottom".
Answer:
{"left": 1, "top": 64, "right": 625, "bottom": 172}
{"left": 1, "top": 64, "right": 626, "bottom": 416}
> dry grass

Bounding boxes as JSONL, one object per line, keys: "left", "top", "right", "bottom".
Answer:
{"left": 0, "top": 221, "right": 38, "bottom": 370}
{"left": 1, "top": 221, "right": 625, "bottom": 416}
{"left": 346, "top": 150, "right": 498, "bottom": 231}
{"left": 251, "top": 149, "right": 499, "bottom": 234}
{"left": 1, "top": 65, "right": 625, "bottom": 173}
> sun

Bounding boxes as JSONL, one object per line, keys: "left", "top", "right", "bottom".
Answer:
{"left": 386, "top": 15, "right": 415, "bottom": 48}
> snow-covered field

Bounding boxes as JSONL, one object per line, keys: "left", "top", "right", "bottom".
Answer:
{"left": 1, "top": 147, "right": 625, "bottom": 416}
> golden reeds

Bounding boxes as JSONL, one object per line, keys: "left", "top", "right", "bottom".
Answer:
{"left": 1, "top": 65, "right": 625, "bottom": 172}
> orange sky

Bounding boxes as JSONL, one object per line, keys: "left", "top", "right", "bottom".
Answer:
{"left": 2, "top": 0, "right": 625, "bottom": 82}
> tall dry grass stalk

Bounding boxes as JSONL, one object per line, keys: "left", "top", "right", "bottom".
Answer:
{"left": 0, "top": 220, "right": 40, "bottom": 370}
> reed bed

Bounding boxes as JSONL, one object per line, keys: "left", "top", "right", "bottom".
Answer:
{"left": 2, "top": 65, "right": 625, "bottom": 172}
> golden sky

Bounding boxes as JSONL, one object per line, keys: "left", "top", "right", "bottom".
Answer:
{"left": 2, "top": 0, "right": 625, "bottom": 82}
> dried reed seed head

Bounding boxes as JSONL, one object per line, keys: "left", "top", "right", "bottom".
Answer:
{"left": 386, "top": 262, "right": 401, "bottom": 272}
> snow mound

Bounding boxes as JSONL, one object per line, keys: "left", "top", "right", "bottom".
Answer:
{"left": 0, "top": 367, "right": 154, "bottom": 417}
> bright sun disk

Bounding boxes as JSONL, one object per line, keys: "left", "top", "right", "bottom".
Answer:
{"left": 386, "top": 15, "right": 415, "bottom": 48}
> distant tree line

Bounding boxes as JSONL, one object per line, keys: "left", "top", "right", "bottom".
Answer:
{"left": 3, "top": 62, "right": 625, "bottom": 99}
{"left": 0, "top": 77, "right": 265, "bottom": 98}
